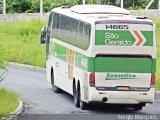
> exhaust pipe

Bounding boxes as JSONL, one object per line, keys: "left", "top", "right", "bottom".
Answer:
{"left": 102, "top": 97, "right": 108, "bottom": 103}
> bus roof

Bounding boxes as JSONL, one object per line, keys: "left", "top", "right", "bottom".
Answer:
{"left": 71, "top": 5, "right": 130, "bottom": 15}
{"left": 51, "top": 5, "right": 152, "bottom": 24}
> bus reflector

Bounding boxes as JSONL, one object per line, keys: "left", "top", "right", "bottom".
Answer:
{"left": 150, "top": 74, "right": 156, "bottom": 88}
{"left": 89, "top": 73, "right": 95, "bottom": 87}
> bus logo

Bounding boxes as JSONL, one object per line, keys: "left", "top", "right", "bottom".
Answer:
{"left": 81, "top": 58, "right": 88, "bottom": 68}
{"left": 105, "top": 32, "right": 133, "bottom": 46}
{"left": 105, "top": 73, "right": 136, "bottom": 80}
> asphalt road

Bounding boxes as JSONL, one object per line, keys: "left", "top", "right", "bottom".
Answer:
{"left": 0, "top": 65, "right": 160, "bottom": 120}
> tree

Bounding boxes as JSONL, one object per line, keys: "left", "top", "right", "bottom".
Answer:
{"left": 0, "top": 0, "right": 159, "bottom": 14}
{"left": 6, "top": 0, "right": 31, "bottom": 13}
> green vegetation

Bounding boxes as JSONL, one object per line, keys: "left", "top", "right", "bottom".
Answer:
{"left": 0, "top": 0, "right": 78, "bottom": 14}
{"left": 0, "top": 88, "right": 19, "bottom": 117}
{"left": 0, "top": 45, "right": 6, "bottom": 69}
{"left": 0, "top": 0, "right": 159, "bottom": 14}
{"left": 0, "top": 19, "right": 47, "bottom": 67}
{"left": 155, "top": 20, "right": 160, "bottom": 90}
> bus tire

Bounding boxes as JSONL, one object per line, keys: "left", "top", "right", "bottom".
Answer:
{"left": 74, "top": 83, "right": 88, "bottom": 110}
{"left": 74, "top": 84, "right": 80, "bottom": 108}
{"left": 51, "top": 70, "right": 60, "bottom": 93}
{"left": 81, "top": 101, "right": 88, "bottom": 110}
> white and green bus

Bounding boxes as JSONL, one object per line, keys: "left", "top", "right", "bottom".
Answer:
{"left": 40, "top": 5, "right": 156, "bottom": 110}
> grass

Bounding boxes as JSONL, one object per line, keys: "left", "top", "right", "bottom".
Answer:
{"left": 0, "top": 19, "right": 47, "bottom": 67}
{"left": 154, "top": 19, "right": 160, "bottom": 90}
{"left": 0, "top": 88, "right": 19, "bottom": 117}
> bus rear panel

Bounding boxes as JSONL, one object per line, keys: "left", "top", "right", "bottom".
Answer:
{"left": 88, "top": 19, "right": 156, "bottom": 105}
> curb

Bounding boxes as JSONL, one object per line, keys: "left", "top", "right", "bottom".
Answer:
{"left": 9, "top": 62, "right": 45, "bottom": 72}
{"left": 1, "top": 99, "right": 23, "bottom": 120}
{"left": 10, "top": 99, "right": 23, "bottom": 115}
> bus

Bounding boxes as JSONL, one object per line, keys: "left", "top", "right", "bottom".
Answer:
{"left": 40, "top": 5, "right": 156, "bottom": 110}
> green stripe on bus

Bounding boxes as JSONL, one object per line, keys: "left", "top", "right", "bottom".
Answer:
{"left": 76, "top": 53, "right": 88, "bottom": 71}
{"left": 95, "top": 30, "right": 136, "bottom": 46}
{"left": 53, "top": 43, "right": 89, "bottom": 71}
{"left": 88, "top": 57, "right": 95, "bottom": 72}
{"left": 95, "top": 57, "right": 152, "bottom": 73}
{"left": 95, "top": 30, "right": 153, "bottom": 46}
{"left": 142, "top": 31, "right": 153, "bottom": 46}
{"left": 152, "top": 58, "right": 156, "bottom": 73}
{"left": 53, "top": 43, "right": 66, "bottom": 61}
{"left": 53, "top": 43, "right": 156, "bottom": 73}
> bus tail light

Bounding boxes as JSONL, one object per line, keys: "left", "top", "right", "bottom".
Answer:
{"left": 89, "top": 73, "right": 95, "bottom": 87}
{"left": 150, "top": 74, "right": 156, "bottom": 88}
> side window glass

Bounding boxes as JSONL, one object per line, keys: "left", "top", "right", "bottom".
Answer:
{"left": 77, "top": 22, "right": 91, "bottom": 50}
{"left": 46, "top": 12, "right": 53, "bottom": 59}
{"left": 63, "top": 16, "right": 71, "bottom": 43}
{"left": 60, "top": 15, "right": 66, "bottom": 42}
{"left": 52, "top": 13, "right": 60, "bottom": 39}
{"left": 77, "top": 22, "right": 84, "bottom": 48}
{"left": 70, "top": 19, "right": 78, "bottom": 46}
{"left": 84, "top": 23, "right": 91, "bottom": 49}
{"left": 52, "top": 13, "right": 59, "bottom": 29}
{"left": 48, "top": 12, "right": 53, "bottom": 28}
{"left": 51, "top": 13, "right": 91, "bottom": 50}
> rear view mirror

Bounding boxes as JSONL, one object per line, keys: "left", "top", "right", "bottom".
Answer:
{"left": 40, "top": 27, "right": 47, "bottom": 44}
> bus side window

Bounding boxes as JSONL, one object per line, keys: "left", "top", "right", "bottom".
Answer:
{"left": 52, "top": 13, "right": 60, "bottom": 40}
{"left": 48, "top": 13, "right": 53, "bottom": 28}
{"left": 70, "top": 18, "right": 78, "bottom": 46}
{"left": 77, "top": 22, "right": 84, "bottom": 48}
{"left": 77, "top": 22, "right": 91, "bottom": 50}
{"left": 84, "top": 23, "right": 91, "bottom": 46}
{"left": 52, "top": 13, "right": 59, "bottom": 29}
{"left": 62, "top": 16, "right": 72, "bottom": 43}
{"left": 51, "top": 13, "right": 91, "bottom": 50}
{"left": 46, "top": 12, "right": 53, "bottom": 59}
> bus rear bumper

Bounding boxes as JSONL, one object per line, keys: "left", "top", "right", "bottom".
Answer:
{"left": 88, "top": 88, "right": 155, "bottom": 104}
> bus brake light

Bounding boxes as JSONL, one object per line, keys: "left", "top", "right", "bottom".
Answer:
{"left": 89, "top": 73, "right": 95, "bottom": 87}
{"left": 150, "top": 74, "right": 156, "bottom": 88}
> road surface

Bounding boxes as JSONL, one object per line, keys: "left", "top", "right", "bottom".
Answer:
{"left": 0, "top": 65, "right": 160, "bottom": 120}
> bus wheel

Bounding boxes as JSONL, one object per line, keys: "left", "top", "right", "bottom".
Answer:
{"left": 51, "top": 70, "right": 60, "bottom": 93}
{"left": 81, "top": 101, "right": 88, "bottom": 110}
{"left": 74, "top": 83, "right": 88, "bottom": 110}
{"left": 74, "top": 84, "right": 80, "bottom": 108}
{"left": 133, "top": 104, "right": 144, "bottom": 111}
